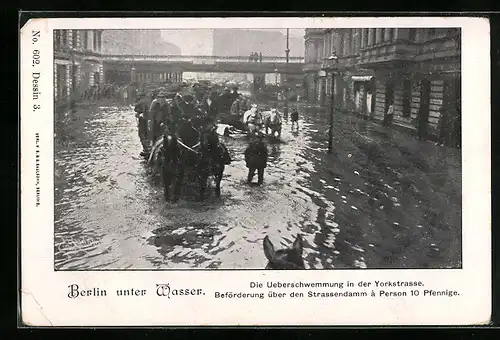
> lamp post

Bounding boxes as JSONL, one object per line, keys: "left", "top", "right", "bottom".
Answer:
{"left": 68, "top": 46, "right": 77, "bottom": 109}
{"left": 326, "top": 52, "right": 339, "bottom": 154}
{"left": 284, "top": 28, "right": 290, "bottom": 120}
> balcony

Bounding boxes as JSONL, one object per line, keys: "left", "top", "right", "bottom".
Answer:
{"left": 358, "top": 41, "right": 418, "bottom": 69}
{"left": 303, "top": 61, "right": 322, "bottom": 72}
{"left": 413, "top": 37, "right": 460, "bottom": 62}
{"left": 305, "top": 28, "right": 325, "bottom": 36}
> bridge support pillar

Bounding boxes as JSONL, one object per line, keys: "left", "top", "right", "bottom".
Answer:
{"left": 130, "top": 67, "right": 136, "bottom": 83}
{"left": 252, "top": 73, "right": 265, "bottom": 93}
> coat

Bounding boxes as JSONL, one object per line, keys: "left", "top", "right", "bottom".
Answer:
{"left": 201, "top": 98, "right": 219, "bottom": 118}
{"left": 244, "top": 140, "right": 268, "bottom": 169}
{"left": 134, "top": 99, "right": 149, "bottom": 119}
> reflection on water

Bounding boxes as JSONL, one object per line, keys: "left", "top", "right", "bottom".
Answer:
{"left": 54, "top": 104, "right": 461, "bottom": 270}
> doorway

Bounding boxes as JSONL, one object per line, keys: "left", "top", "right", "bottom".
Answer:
{"left": 452, "top": 74, "right": 461, "bottom": 147}
{"left": 384, "top": 79, "right": 394, "bottom": 113}
{"left": 417, "top": 79, "right": 431, "bottom": 139}
{"left": 56, "top": 64, "right": 67, "bottom": 99}
{"left": 94, "top": 72, "right": 100, "bottom": 86}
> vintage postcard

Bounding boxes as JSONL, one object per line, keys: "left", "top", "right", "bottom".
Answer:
{"left": 20, "top": 16, "right": 490, "bottom": 326}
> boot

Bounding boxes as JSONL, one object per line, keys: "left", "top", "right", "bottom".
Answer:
{"left": 257, "top": 169, "right": 264, "bottom": 185}
{"left": 247, "top": 169, "right": 254, "bottom": 184}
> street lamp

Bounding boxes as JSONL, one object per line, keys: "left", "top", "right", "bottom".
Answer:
{"left": 284, "top": 28, "right": 290, "bottom": 120}
{"left": 67, "top": 46, "right": 77, "bottom": 109}
{"left": 326, "top": 52, "right": 339, "bottom": 154}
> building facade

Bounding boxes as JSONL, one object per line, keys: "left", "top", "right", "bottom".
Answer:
{"left": 102, "top": 30, "right": 181, "bottom": 56}
{"left": 54, "top": 29, "right": 104, "bottom": 105}
{"left": 303, "top": 29, "right": 324, "bottom": 103}
{"left": 304, "top": 28, "right": 461, "bottom": 140}
{"left": 212, "top": 29, "right": 304, "bottom": 58}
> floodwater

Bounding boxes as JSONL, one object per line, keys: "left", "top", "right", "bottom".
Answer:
{"left": 54, "top": 103, "right": 462, "bottom": 270}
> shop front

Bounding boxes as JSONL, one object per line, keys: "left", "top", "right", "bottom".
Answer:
{"left": 351, "top": 75, "right": 376, "bottom": 117}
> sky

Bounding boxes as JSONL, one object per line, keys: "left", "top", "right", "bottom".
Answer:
{"left": 161, "top": 29, "right": 305, "bottom": 55}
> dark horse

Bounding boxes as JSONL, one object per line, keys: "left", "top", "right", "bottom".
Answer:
{"left": 161, "top": 119, "right": 231, "bottom": 202}
{"left": 263, "top": 234, "right": 305, "bottom": 270}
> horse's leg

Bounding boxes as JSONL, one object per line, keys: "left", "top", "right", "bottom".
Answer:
{"left": 163, "top": 165, "right": 171, "bottom": 202}
{"left": 214, "top": 165, "right": 224, "bottom": 198}
{"left": 161, "top": 149, "right": 172, "bottom": 201}
{"left": 198, "top": 165, "right": 208, "bottom": 201}
{"left": 172, "top": 162, "right": 184, "bottom": 202}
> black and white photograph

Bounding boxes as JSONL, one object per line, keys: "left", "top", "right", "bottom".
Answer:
{"left": 20, "top": 16, "right": 491, "bottom": 327}
{"left": 53, "top": 27, "right": 463, "bottom": 271}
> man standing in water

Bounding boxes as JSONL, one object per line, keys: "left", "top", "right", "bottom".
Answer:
{"left": 149, "top": 91, "right": 170, "bottom": 145}
{"left": 134, "top": 92, "right": 150, "bottom": 157}
{"left": 244, "top": 133, "right": 268, "bottom": 185}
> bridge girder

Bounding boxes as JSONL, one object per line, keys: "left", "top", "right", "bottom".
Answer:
{"left": 103, "top": 61, "right": 304, "bottom": 75}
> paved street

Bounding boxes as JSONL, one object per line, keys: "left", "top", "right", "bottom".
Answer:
{"left": 54, "top": 101, "right": 461, "bottom": 270}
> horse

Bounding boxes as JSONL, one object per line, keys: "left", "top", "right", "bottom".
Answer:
{"left": 263, "top": 234, "right": 305, "bottom": 270}
{"left": 262, "top": 110, "right": 282, "bottom": 138}
{"left": 158, "top": 119, "right": 231, "bottom": 202}
{"left": 243, "top": 109, "right": 264, "bottom": 136}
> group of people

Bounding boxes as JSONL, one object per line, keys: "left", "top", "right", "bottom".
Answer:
{"left": 134, "top": 88, "right": 209, "bottom": 157}
{"left": 242, "top": 104, "right": 300, "bottom": 132}
{"left": 381, "top": 101, "right": 460, "bottom": 148}
{"left": 82, "top": 83, "right": 135, "bottom": 103}
{"left": 249, "top": 52, "right": 263, "bottom": 63}
{"left": 133, "top": 81, "right": 302, "bottom": 186}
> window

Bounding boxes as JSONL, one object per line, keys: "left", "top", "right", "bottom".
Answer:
{"left": 408, "top": 29, "right": 416, "bottom": 42}
{"left": 350, "top": 30, "right": 355, "bottom": 55}
{"left": 343, "top": 32, "right": 348, "bottom": 56}
{"left": 97, "top": 31, "right": 102, "bottom": 51}
{"left": 72, "top": 30, "right": 78, "bottom": 49}
{"left": 83, "top": 31, "right": 88, "bottom": 50}
{"left": 93, "top": 31, "right": 98, "bottom": 51}
{"left": 403, "top": 79, "right": 412, "bottom": 117}
{"left": 356, "top": 29, "right": 362, "bottom": 53}
{"left": 362, "top": 29, "right": 369, "bottom": 47}
{"left": 385, "top": 28, "right": 393, "bottom": 41}
{"left": 427, "top": 28, "right": 437, "bottom": 40}
{"left": 61, "top": 30, "right": 68, "bottom": 47}
{"left": 54, "top": 30, "right": 61, "bottom": 49}
{"left": 338, "top": 32, "right": 344, "bottom": 57}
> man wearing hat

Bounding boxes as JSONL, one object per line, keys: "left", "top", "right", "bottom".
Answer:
{"left": 244, "top": 133, "right": 268, "bottom": 185}
{"left": 243, "top": 104, "right": 263, "bottom": 133}
{"left": 219, "top": 87, "right": 233, "bottom": 113}
{"left": 149, "top": 91, "right": 170, "bottom": 144}
{"left": 134, "top": 92, "right": 150, "bottom": 157}
{"left": 201, "top": 91, "right": 219, "bottom": 119}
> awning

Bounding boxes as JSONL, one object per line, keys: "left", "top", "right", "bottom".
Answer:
{"left": 351, "top": 76, "right": 374, "bottom": 82}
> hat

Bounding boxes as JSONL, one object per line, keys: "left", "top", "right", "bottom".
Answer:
{"left": 157, "top": 91, "right": 166, "bottom": 98}
{"left": 271, "top": 108, "right": 277, "bottom": 112}
{"left": 251, "top": 104, "right": 258, "bottom": 108}
{"left": 182, "top": 94, "right": 194, "bottom": 102}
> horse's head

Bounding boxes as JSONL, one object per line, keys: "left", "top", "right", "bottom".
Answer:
{"left": 263, "top": 234, "right": 305, "bottom": 270}
{"left": 270, "top": 109, "right": 280, "bottom": 124}
{"left": 200, "top": 125, "right": 219, "bottom": 151}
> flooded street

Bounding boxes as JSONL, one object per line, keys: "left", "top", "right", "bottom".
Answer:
{"left": 54, "top": 102, "right": 461, "bottom": 270}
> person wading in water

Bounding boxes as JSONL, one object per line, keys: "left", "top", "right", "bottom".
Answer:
{"left": 149, "top": 91, "right": 170, "bottom": 145}
{"left": 134, "top": 92, "right": 150, "bottom": 157}
{"left": 244, "top": 133, "right": 268, "bottom": 185}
